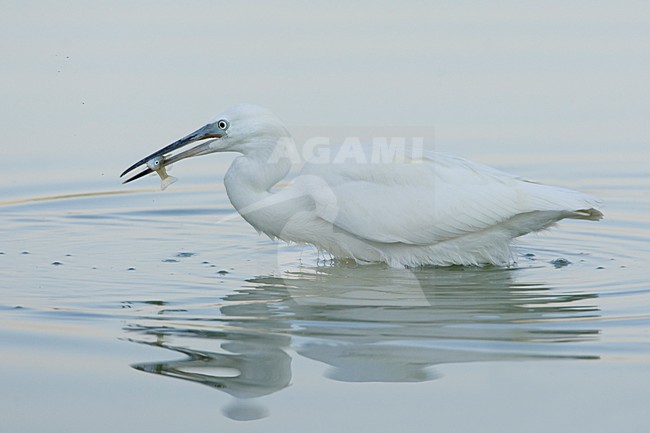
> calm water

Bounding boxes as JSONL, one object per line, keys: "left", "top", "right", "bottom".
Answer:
{"left": 1, "top": 147, "right": 649, "bottom": 432}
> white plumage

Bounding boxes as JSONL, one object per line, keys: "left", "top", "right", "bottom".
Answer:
{"left": 122, "top": 104, "right": 602, "bottom": 267}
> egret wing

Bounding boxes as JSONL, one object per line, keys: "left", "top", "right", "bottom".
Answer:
{"left": 298, "top": 152, "right": 596, "bottom": 245}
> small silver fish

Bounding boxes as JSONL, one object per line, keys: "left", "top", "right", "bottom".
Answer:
{"left": 146, "top": 156, "right": 177, "bottom": 191}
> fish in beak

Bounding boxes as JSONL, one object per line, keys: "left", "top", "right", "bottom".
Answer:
{"left": 120, "top": 121, "right": 227, "bottom": 185}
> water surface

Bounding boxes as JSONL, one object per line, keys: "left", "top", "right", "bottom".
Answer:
{"left": 2, "top": 148, "right": 649, "bottom": 432}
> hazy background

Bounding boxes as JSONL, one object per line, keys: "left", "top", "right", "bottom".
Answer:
{"left": 1, "top": 0, "right": 648, "bottom": 197}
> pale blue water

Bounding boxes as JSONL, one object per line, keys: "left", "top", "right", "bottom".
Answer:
{"left": 2, "top": 1, "right": 649, "bottom": 431}
{"left": 1, "top": 147, "right": 649, "bottom": 432}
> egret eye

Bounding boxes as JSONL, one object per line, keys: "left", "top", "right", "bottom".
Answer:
{"left": 217, "top": 119, "right": 229, "bottom": 130}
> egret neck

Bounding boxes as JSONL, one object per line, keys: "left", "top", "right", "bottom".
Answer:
{"left": 224, "top": 136, "right": 295, "bottom": 237}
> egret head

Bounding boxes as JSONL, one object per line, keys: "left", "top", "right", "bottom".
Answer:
{"left": 120, "top": 104, "right": 290, "bottom": 184}
{"left": 212, "top": 104, "right": 291, "bottom": 153}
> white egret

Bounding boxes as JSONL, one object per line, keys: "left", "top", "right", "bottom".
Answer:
{"left": 121, "top": 104, "right": 602, "bottom": 267}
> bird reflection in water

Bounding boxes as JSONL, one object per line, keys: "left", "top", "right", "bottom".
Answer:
{"left": 127, "top": 265, "right": 600, "bottom": 420}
